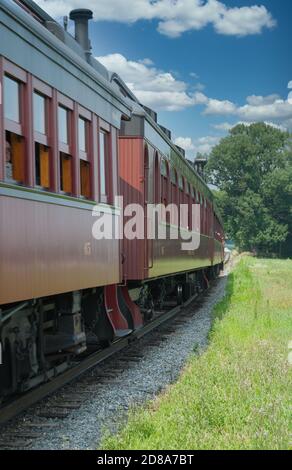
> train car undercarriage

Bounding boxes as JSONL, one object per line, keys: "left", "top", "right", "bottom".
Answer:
{"left": 0, "top": 264, "right": 222, "bottom": 402}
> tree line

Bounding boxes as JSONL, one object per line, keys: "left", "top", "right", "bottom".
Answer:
{"left": 205, "top": 123, "right": 292, "bottom": 257}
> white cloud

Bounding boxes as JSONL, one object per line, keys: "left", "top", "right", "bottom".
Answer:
{"left": 97, "top": 53, "right": 204, "bottom": 111}
{"left": 175, "top": 135, "right": 220, "bottom": 156}
{"left": 195, "top": 135, "right": 221, "bottom": 154}
{"left": 97, "top": 53, "right": 292, "bottom": 129}
{"left": 174, "top": 137, "right": 195, "bottom": 151}
{"left": 203, "top": 91, "right": 292, "bottom": 129}
{"left": 246, "top": 94, "right": 281, "bottom": 106}
{"left": 212, "top": 122, "right": 234, "bottom": 131}
{"left": 193, "top": 82, "right": 206, "bottom": 92}
{"left": 238, "top": 99, "right": 292, "bottom": 121}
{"left": 214, "top": 5, "right": 276, "bottom": 36}
{"left": 190, "top": 72, "right": 199, "bottom": 79}
{"left": 34, "top": 0, "right": 276, "bottom": 38}
{"left": 288, "top": 81, "right": 292, "bottom": 89}
{"left": 204, "top": 98, "right": 237, "bottom": 115}
{"left": 213, "top": 120, "right": 289, "bottom": 133}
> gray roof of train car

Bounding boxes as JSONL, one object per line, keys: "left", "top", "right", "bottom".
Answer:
{"left": 1, "top": 0, "right": 132, "bottom": 126}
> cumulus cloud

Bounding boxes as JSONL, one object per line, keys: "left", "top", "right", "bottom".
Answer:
{"left": 34, "top": 0, "right": 276, "bottom": 38}
{"left": 97, "top": 53, "right": 203, "bottom": 111}
{"left": 97, "top": 53, "right": 292, "bottom": 130}
{"left": 246, "top": 94, "right": 281, "bottom": 106}
{"left": 205, "top": 92, "right": 292, "bottom": 130}
{"left": 237, "top": 99, "right": 292, "bottom": 122}
{"left": 204, "top": 98, "right": 237, "bottom": 115}
{"left": 213, "top": 120, "right": 288, "bottom": 133}
{"left": 212, "top": 122, "right": 234, "bottom": 131}
{"left": 214, "top": 5, "right": 275, "bottom": 36}
{"left": 174, "top": 135, "right": 220, "bottom": 156}
{"left": 195, "top": 135, "right": 221, "bottom": 154}
{"left": 174, "top": 137, "right": 195, "bottom": 151}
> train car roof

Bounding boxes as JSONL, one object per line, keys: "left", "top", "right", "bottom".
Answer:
{"left": 110, "top": 74, "right": 223, "bottom": 225}
{"left": 0, "top": 0, "right": 132, "bottom": 127}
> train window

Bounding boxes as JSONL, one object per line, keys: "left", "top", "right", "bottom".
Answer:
{"left": 33, "top": 84, "right": 51, "bottom": 190}
{"left": 170, "top": 167, "right": 176, "bottom": 184}
{"left": 5, "top": 131, "right": 25, "bottom": 184}
{"left": 186, "top": 183, "right": 191, "bottom": 230}
{"left": 58, "top": 106, "right": 69, "bottom": 145}
{"left": 180, "top": 176, "right": 188, "bottom": 228}
{"left": 78, "top": 114, "right": 91, "bottom": 199}
{"left": 60, "top": 153, "right": 73, "bottom": 194}
{"left": 33, "top": 92, "right": 46, "bottom": 134}
{"left": 99, "top": 130, "right": 108, "bottom": 196}
{"left": 4, "top": 75, "right": 20, "bottom": 123}
{"left": 169, "top": 168, "right": 178, "bottom": 225}
{"left": 35, "top": 143, "right": 50, "bottom": 189}
{"left": 161, "top": 159, "right": 168, "bottom": 177}
{"left": 160, "top": 158, "right": 169, "bottom": 221}
{"left": 80, "top": 160, "right": 91, "bottom": 199}
{"left": 78, "top": 117, "right": 87, "bottom": 152}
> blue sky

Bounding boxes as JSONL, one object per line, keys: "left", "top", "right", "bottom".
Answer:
{"left": 35, "top": 0, "right": 292, "bottom": 158}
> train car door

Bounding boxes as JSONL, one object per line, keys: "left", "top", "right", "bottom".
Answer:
{"left": 144, "top": 145, "right": 153, "bottom": 272}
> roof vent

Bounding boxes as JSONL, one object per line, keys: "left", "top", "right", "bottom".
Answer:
{"left": 69, "top": 9, "right": 93, "bottom": 59}
{"left": 142, "top": 105, "right": 157, "bottom": 123}
{"left": 159, "top": 125, "right": 172, "bottom": 140}
{"left": 175, "top": 145, "right": 185, "bottom": 157}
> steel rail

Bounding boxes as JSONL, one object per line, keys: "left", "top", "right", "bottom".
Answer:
{"left": 0, "top": 290, "right": 202, "bottom": 427}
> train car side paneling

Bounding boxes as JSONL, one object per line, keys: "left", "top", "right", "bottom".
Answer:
{"left": 0, "top": 186, "right": 120, "bottom": 305}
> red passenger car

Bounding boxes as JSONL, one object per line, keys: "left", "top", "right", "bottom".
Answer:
{"left": 0, "top": 0, "right": 224, "bottom": 402}
{"left": 0, "top": 0, "right": 134, "bottom": 398}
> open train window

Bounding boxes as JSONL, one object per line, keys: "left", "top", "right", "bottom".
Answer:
{"left": 80, "top": 160, "right": 91, "bottom": 199}
{"left": 60, "top": 153, "right": 73, "bottom": 194}
{"left": 78, "top": 114, "right": 92, "bottom": 199}
{"left": 5, "top": 131, "right": 25, "bottom": 184}
{"left": 35, "top": 142, "right": 50, "bottom": 189}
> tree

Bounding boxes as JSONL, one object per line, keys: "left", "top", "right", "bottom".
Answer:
{"left": 206, "top": 123, "right": 292, "bottom": 255}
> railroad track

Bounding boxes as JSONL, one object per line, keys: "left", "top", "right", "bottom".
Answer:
{"left": 0, "top": 280, "right": 219, "bottom": 449}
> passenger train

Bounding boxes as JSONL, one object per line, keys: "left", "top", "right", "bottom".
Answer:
{"left": 0, "top": 0, "right": 224, "bottom": 400}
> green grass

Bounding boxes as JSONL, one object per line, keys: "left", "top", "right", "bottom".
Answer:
{"left": 101, "top": 257, "right": 292, "bottom": 450}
